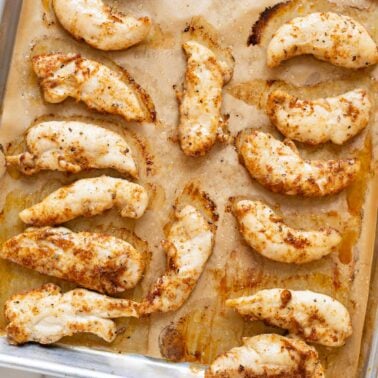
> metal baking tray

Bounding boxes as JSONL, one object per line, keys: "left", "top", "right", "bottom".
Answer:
{"left": 0, "top": 1, "right": 377, "bottom": 377}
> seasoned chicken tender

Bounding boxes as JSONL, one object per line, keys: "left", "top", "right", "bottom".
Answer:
{"left": 6, "top": 121, "right": 138, "bottom": 177}
{"left": 139, "top": 205, "right": 215, "bottom": 314}
{"left": 236, "top": 130, "right": 360, "bottom": 197}
{"left": 53, "top": 0, "right": 151, "bottom": 51}
{"left": 206, "top": 334, "right": 325, "bottom": 378}
{"left": 19, "top": 176, "right": 148, "bottom": 226}
{"left": 1, "top": 227, "right": 145, "bottom": 294}
{"left": 178, "top": 41, "right": 234, "bottom": 157}
{"left": 267, "top": 89, "right": 371, "bottom": 145}
{"left": 227, "top": 289, "right": 352, "bottom": 347}
{"left": 267, "top": 12, "right": 378, "bottom": 69}
{"left": 32, "top": 53, "right": 156, "bottom": 122}
{"left": 233, "top": 200, "right": 341, "bottom": 264}
{"left": 5, "top": 283, "right": 139, "bottom": 345}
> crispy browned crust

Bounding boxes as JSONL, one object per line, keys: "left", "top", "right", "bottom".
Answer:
{"left": 248, "top": 1, "right": 291, "bottom": 46}
{"left": 179, "top": 182, "right": 219, "bottom": 225}
{"left": 120, "top": 66, "right": 157, "bottom": 123}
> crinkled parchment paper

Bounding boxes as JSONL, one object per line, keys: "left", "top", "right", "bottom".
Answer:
{"left": 0, "top": 1, "right": 378, "bottom": 377}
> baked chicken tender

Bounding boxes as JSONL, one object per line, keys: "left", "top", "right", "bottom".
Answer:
{"left": 267, "top": 88, "right": 371, "bottom": 145}
{"left": 227, "top": 289, "right": 352, "bottom": 347}
{"left": 5, "top": 283, "right": 139, "bottom": 345}
{"left": 6, "top": 121, "right": 138, "bottom": 177}
{"left": 233, "top": 200, "right": 341, "bottom": 264}
{"left": 139, "top": 205, "right": 215, "bottom": 314}
{"left": 236, "top": 130, "right": 360, "bottom": 197}
{"left": 52, "top": 0, "right": 151, "bottom": 51}
{"left": 267, "top": 12, "right": 378, "bottom": 69}
{"left": 178, "top": 41, "right": 234, "bottom": 157}
{"left": 205, "top": 334, "right": 325, "bottom": 378}
{"left": 19, "top": 176, "right": 148, "bottom": 226}
{"left": 1, "top": 227, "right": 145, "bottom": 295}
{"left": 32, "top": 53, "right": 156, "bottom": 122}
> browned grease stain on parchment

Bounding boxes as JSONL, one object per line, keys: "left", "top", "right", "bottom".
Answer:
{"left": 340, "top": 136, "right": 373, "bottom": 264}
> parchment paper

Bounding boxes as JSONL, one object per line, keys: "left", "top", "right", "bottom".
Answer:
{"left": 0, "top": 1, "right": 377, "bottom": 377}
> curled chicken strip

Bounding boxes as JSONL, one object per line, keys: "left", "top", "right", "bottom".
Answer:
{"left": 5, "top": 121, "right": 138, "bottom": 177}
{"left": 233, "top": 200, "right": 341, "bottom": 264}
{"left": 19, "top": 176, "right": 148, "bottom": 226}
{"left": 227, "top": 289, "right": 352, "bottom": 347}
{"left": 1, "top": 227, "right": 145, "bottom": 295}
{"left": 206, "top": 334, "right": 325, "bottom": 378}
{"left": 267, "top": 12, "right": 378, "bottom": 69}
{"left": 5, "top": 283, "right": 139, "bottom": 345}
{"left": 32, "top": 53, "right": 156, "bottom": 122}
{"left": 236, "top": 130, "right": 360, "bottom": 197}
{"left": 53, "top": 0, "right": 151, "bottom": 51}
{"left": 139, "top": 205, "right": 215, "bottom": 314}
{"left": 178, "top": 41, "right": 234, "bottom": 157}
{"left": 267, "top": 88, "right": 371, "bottom": 145}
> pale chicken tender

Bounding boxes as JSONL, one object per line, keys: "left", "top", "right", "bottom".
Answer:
{"left": 267, "top": 12, "right": 378, "bottom": 68}
{"left": 206, "top": 334, "right": 325, "bottom": 378}
{"left": 5, "top": 283, "right": 139, "bottom": 345}
{"left": 227, "top": 289, "right": 352, "bottom": 347}
{"left": 6, "top": 121, "right": 138, "bottom": 177}
{"left": 19, "top": 176, "right": 148, "bottom": 226}
{"left": 178, "top": 41, "right": 234, "bottom": 157}
{"left": 139, "top": 205, "right": 215, "bottom": 314}
{"left": 1, "top": 227, "right": 145, "bottom": 295}
{"left": 32, "top": 53, "right": 156, "bottom": 122}
{"left": 267, "top": 88, "right": 371, "bottom": 145}
{"left": 236, "top": 130, "right": 360, "bottom": 197}
{"left": 52, "top": 0, "right": 151, "bottom": 51}
{"left": 233, "top": 200, "right": 341, "bottom": 264}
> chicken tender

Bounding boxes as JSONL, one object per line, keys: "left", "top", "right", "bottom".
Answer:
{"left": 267, "top": 88, "right": 371, "bottom": 145}
{"left": 227, "top": 289, "right": 352, "bottom": 347}
{"left": 53, "top": 0, "right": 151, "bottom": 51}
{"left": 1, "top": 227, "right": 145, "bottom": 294}
{"left": 178, "top": 41, "right": 234, "bottom": 157}
{"left": 139, "top": 205, "right": 215, "bottom": 314}
{"left": 5, "top": 283, "right": 139, "bottom": 345}
{"left": 6, "top": 121, "right": 138, "bottom": 177}
{"left": 267, "top": 12, "right": 378, "bottom": 68}
{"left": 32, "top": 53, "right": 156, "bottom": 122}
{"left": 236, "top": 130, "right": 360, "bottom": 197}
{"left": 19, "top": 176, "right": 148, "bottom": 226}
{"left": 233, "top": 200, "right": 341, "bottom": 264}
{"left": 206, "top": 334, "right": 325, "bottom": 378}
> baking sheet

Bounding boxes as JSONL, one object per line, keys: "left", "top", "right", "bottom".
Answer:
{"left": 0, "top": 1, "right": 377, "bottom": 377}
{"left": 359, "top": 219, "right": 378, "bottom": 377}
